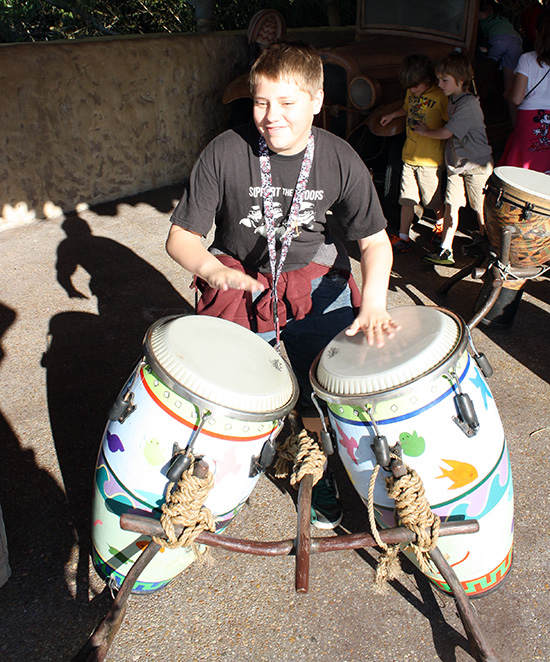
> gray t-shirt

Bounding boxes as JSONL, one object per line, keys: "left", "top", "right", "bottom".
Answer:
{"left": 170, "top": 124, "right": 387, "bottom": 273}
{"left": 444, "top": 93, "right": 493, "bottom": 175}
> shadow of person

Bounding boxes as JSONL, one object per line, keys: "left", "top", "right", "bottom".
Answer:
{"left": 43, "top": 214, "right": 193, "bottom": 606}
{"left": 86, "top": 183, "right": 186, "bottom": 218}
{"left": 0, "top": 302, "right": 112, "bottom": 661}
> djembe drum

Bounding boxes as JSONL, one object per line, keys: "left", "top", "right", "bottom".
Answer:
{"left": 484, "top": 166, "right": 550, "bottom": 268}
{"left": 310, "top": 305, "right": 513, "bottom": 597}
{"left": 92, "top": 315, "right": 297, "bottom": 593}
{"left": 476, "top": 167, "right": 550, "bottom": 327}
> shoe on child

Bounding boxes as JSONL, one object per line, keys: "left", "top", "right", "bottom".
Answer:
{"left": 311, "top": 469, "right": 343, "bottom": 529}
{"left": 422, "top": 248, "right": 455, "bottom": 265}
{"left": 392, "top": 238, "right": 413, "bottom": 253}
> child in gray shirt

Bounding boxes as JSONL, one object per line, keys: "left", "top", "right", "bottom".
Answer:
{"left": 415, "top": 52, "right": 493, "bottom": 265}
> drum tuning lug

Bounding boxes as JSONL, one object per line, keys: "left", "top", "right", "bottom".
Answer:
{"left": 107, "top": 392, "right": 137, "bottom": 423}
{"left": 166, "top": 452, "right": 192, "bottom": 482}
{"left": 474, "top": 352, "right": 493, "bottom": 379}
{"left": 371, "top": 435, "right": 391, "bottom": 469}
{"left": 466, "top": 327, "right": 494, "bottom": 378}
{"left": 167, "top": 410, "right": 212, "bottom": 481}
{"left": 249, "top": 437, "right": 278, "bottom": 477}
{"left": 452, "top": 393, "right": 480, "bottom": 437}
{"left": 452, "top": 416, "right": 477, "bottom": 438}
{"left": 320, "top": 429, "right": 334, "bottom": 456}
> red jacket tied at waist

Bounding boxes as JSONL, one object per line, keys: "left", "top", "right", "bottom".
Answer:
{"left": 194, "top": 254, "right": 361, "bottom": 333}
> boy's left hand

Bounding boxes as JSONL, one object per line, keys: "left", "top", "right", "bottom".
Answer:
{"left": 414, "top": 121, "right": 429, "bottom": 135}
{"left": 345, "top": 307, "right": 401, "bottom": 348}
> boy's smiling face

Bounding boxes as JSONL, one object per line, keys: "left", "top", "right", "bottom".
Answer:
{"left": 437, "top": 74, "right": 464, "bottom": 97}
{"left": 252, "top": 76, "right": 323, "bottom": 156}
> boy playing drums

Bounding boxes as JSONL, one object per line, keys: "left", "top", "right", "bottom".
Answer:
{"left": 166, "top": 41, "right": 399, "bottom": 529}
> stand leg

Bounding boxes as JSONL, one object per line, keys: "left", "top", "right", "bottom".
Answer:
{"left": 296, "top": 473, "right": 313, "bottom": 593}
{"left": 71, "top": 540, "right": 162, "bottom": 662}
{"left": 429, "top": 547, "right": 500, "bottom": 662}
{"left": 468, "top": 274, "right": 504, "bottom": 330}
{"left": 437, "top": 254, "right": 486, "bottom": 296}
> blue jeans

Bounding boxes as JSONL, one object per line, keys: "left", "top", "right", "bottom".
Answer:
{"left": 256, "top": 270, "right": 355, "bottom": 412}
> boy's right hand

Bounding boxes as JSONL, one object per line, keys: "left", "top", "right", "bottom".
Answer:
{"left": 380, "top": 113, "right": 393, "bottom": 126}
{"left": 202, "top": 265, "right": 265, "bottom": 293}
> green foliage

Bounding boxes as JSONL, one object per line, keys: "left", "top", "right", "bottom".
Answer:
{"left": 0, "top": 0, "right": 357, "bottom": 43}
{"left": 0, "top": 0, "right": 195, "bottom": 42}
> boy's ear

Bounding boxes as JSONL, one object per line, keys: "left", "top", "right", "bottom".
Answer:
{"left": 313, "top": 89, "right": 324, "bottom": 115}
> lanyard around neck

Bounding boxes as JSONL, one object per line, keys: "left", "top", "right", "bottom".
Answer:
{"left": 258, "top": 132, "right": 315, "bottom": 348}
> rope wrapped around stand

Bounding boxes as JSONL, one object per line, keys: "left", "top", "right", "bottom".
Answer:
{"left": 152, "top": 458, "right": 216, "bottom": 551}
{"left": 274, "top": 428, "right": 326, "bottom": 487}
{"left": 367, "top": 455, "right": 440, "bottom": 592}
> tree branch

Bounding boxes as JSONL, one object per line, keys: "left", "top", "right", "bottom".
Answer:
{"left": 42, "top": 0, "right": 119, "bottom": 36}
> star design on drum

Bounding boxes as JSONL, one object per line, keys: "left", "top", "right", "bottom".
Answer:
{"left": 469, "top": 370, "right": 493, "bottom": 409}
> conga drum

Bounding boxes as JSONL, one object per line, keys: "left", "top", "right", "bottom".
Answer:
{"left": 484, "top": 166, "right": 550, "bottom": 268}
{"left": 310, "top": 306, "right": 513, "bottom": 597}
{"left": 92, "top": 315, "right": 298, "bottom": 593}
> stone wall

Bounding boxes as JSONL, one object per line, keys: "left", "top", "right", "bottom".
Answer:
{"left": 0, "top": 32, "right": 249, "bottom": 226}
{"left": 0, "top": 27, "right": 354, "bottom": 228}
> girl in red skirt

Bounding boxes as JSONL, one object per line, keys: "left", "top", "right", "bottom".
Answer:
{"left": 500, "top": 11, "right": 550, "bottom": 174}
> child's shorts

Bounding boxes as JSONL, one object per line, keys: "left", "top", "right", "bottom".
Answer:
{"left": 487, "top": 34, "right": 523, "bottom": 71}
{"left": 445, "top": 162, "right": 493, "bottom": 215}
{"left": 399, "top": 163, "right": 445, "bottom": 209}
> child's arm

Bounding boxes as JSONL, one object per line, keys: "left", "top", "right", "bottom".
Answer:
{"left": 414, "top": 123, "right": 452, "bottom": 140}
{"left": 380, "top": 106, "right": 407, "bottom": 126}
{"left": 345, "top": 229, "right": 400, "bottom": 347}
{"left": 504, "top": 72, "right": 528, "bottom": 106}
{"left": 166, "top": 225, "right": 265, "bottom": 292}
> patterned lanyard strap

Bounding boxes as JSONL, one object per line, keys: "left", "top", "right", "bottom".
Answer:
{"left": 258, "top": 132, "right": 315, "bottom": 348}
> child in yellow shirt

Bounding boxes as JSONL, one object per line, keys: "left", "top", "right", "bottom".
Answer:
{"left": 381, "top": 54, "right": 448, "bottom": 253}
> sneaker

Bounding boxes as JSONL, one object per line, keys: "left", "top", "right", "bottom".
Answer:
{"left": 423, "top": 248, "right": 455, "bottom": 265}
{"left": 392, "top": 238, "right": 413, "bottom": 253}
{"left": 311, "top": 470, "right": 343, "bottom": 529}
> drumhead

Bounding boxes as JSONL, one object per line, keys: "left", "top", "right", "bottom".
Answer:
{"left": 311, "top": 306, "right": 464, "bottom": 400}
{"left": 493, "top": 166, "right": 550, "bottom": 201}
{"left": 144, "top": 316, "right": 297, "bottom": 418}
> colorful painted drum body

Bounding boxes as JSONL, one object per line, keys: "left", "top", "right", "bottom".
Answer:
{"left": 484, "top": 166, "right": 550, "bottom": 268}
{"left": 310, "top": 306, "right": 513, "bottom": 597}
{"left": 92, "top": 315, "right": 298, "bottom": 593}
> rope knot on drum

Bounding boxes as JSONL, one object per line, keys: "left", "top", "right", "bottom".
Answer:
{"left": 274, "top": 428, "right": 326, "bottom": 487}
{"left": 152, "top": 457, "right": 216, "bottom": 551}
{"left": 368, "top": 454, "right": 440, "bottom": 591}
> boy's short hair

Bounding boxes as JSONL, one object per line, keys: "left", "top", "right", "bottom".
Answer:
{"left": 248, "top": 41, "right": 323, "bottom": 99}
{"left": 398, "top": 54, "right": 436, "bottom": 89}
{"left": 435, "top": 51, "right": 474, "bottom": 92}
